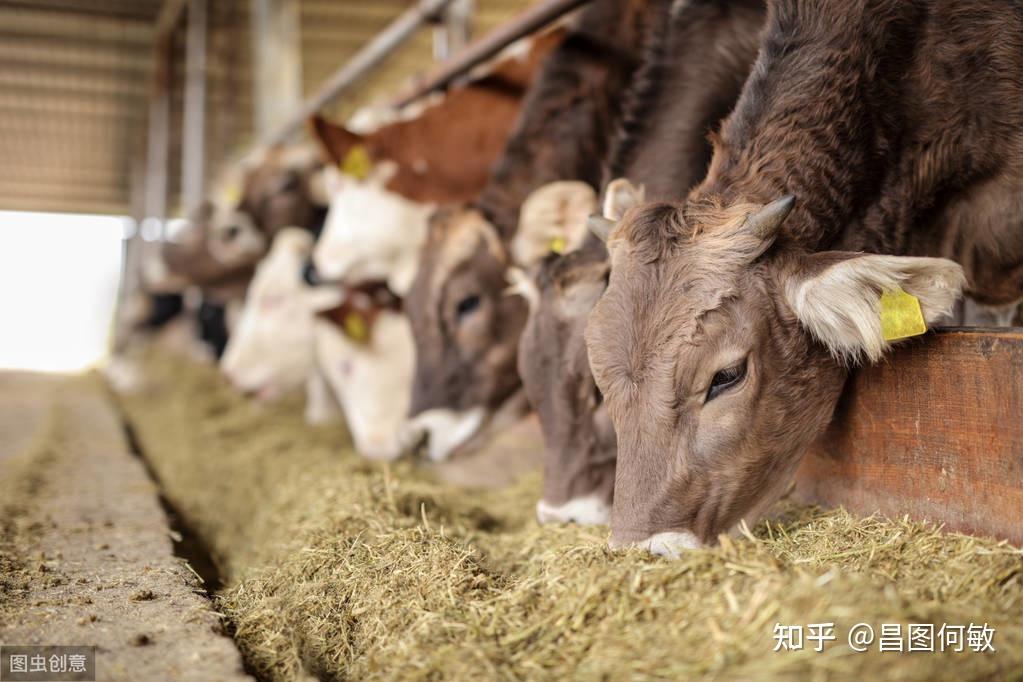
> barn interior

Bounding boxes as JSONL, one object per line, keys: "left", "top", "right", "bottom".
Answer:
{"left": 1, "top": 1, "right": 1021, "bottom": 680}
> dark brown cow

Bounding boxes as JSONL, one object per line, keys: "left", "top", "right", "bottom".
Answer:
{"left": 584, "top": 0, "right": 1023, "bottom": 556}
{"left": 520, "top": 0, "right": 767, "bottom": 524}
{"left": 404, "top": 0, "right": 670, "bottom": 462}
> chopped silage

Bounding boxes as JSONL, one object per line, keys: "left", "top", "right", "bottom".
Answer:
{"left": 117, "top": 352, "right": 1023, "bottom": 681}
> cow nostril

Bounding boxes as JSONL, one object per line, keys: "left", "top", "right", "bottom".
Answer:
{"left": 225, "top": 225, "right": 241, "bottom": 241}
{"left": 302, "top": 259, "right": 320, "bottom": 286}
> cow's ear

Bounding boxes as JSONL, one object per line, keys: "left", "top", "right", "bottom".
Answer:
{"left": 308, "top": 115, "right": 364, "bottom": 169}
{"left": 511, "top": 181, "right": 597, "bottom": 267}
{"left": 602, "top": 178, "right": 645, "bottom": 220}
{"left": 784, "top": 252, "right": 965, "bottom": 363}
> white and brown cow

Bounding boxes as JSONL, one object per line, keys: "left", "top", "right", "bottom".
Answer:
{"left": 583, "top": 0, "right": 1023, "bottom": 557}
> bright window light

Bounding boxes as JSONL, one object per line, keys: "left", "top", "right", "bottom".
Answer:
{"left": 0, "top": 211, "right": 128, "bottom": 373}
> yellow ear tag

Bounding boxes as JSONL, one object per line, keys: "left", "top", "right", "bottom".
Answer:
{"left": 340, "top": 145, "right": 372, "bottom": 181}
{"left": 549, "top": 236, "right": 566, "bottom": 254}
{"left": 880, "top": 289, "right": 927, "bottom": 342}
{"left": 222, "top": 182, "right": 242, "bottom": 208}
{"left": 343, "top": 311, "right": 370, "bottom": 344}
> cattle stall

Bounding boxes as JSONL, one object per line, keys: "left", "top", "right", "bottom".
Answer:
{"left": 1, "top": 1, "right": 1020, "bottom": 681}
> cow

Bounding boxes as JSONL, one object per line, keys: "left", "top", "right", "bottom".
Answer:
{"left": 221, "top": 229, "right": 337, "bottom": 401}
{"left": 514, "top": 0, "right": 768, "bottom": 524}
{"left": 403, "top": 0, "right": 671, "bottom": 462}
{"left": 309, "top": 28, "right": 563, "bottom": 296}
{"left": 219, "top": 228, "right": 415, "bottom": 459}
{"left": 582, "top": 0, "right": 1023, "bottom": 557}
{"left": 163, "top": 143, "right": 329, "bottom": 299}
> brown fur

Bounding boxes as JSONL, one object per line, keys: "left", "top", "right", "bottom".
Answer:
{"left": 587, "top": 0, "right": 1023, "bottom": 546}
{"left": 308, "top": 30, "right": 563, "bottom": 206}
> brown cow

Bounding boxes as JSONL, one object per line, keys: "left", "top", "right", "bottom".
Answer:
{"left": 520, "top": 0, "right": 767, "bottom": 524}
{"left": 403, "top": 0, "right": 670, "bottom": 462}
{"left": 584, "top": 0, "right": 1023, "bottom": 556}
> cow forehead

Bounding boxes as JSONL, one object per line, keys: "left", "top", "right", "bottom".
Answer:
{"left": 327, "top": 181, "right": 430, "bottom": 242}
{"left": 424, "top": 208, "right": 506, "bottom": 293}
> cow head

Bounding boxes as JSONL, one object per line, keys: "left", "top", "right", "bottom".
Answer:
{"left": 309, "top": 116, "right": 434, "bottom": 296}
{"left": 586, "top": 179, "right": 966, "bottom": 557}
{"left": 235, "top": 143, "right": 329, "bottom": 238}
{"left": 314, "top": 282, "right": 414, "bottom": 461}
{"left": 510, "top": 181, "right": 618, "bottom": 524}
{"left": 220, "top": 229, "right": 340, "bottom": 400}
{"left": 403, "top": 206, "right": 529, "bottom": 460}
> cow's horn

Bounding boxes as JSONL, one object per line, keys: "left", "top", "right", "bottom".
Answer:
{"left": 745, "top": 194, "right": 795, "bottom": 237}
{"left": 588, "top": 215, "right": 616, "bottom": 243}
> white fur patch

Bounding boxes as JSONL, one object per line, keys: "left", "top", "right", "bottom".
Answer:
{"left": 785, "top": 255, "right": 965, "bottom": 363}
{"left": 536, "top": 496, "right": 610, "bottom": 526}
{"left": 314, "top": 177, "right": 432, "bottom": 296}
{"left": 314, "top": 310, "right": 414, "bottom": 461}
{"left": 400, "top": 407, "right": 486, "bottom": 461}
{"left": 643, "top": 531, "right": 702, "bottom": 558}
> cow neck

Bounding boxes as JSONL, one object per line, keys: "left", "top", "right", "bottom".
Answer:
{"left": 694, "top": 0, "right": 923, "bottom": 254}
{"left": 317, "top": 280, "right": 402, "bottom": 345}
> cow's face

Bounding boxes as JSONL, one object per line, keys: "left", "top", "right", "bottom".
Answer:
{"left": 238, "top": 147, "right": 328, "bottom": 237}
{"left": 207, "top": 206, "right": 267, "bottom": 269}
{"left": 313, "top": 166, "right": 432, "bottom": 296}
{"left": 220, "top": 229, "right": 340, "bottom": 400}
{"left": 403, "top": 206, "right": 529, "bottom": 460}
{"left": 519, "top": 242, "right": 616, "bottom": 525}
{"left": 313, "top": 307, "right": 414, "bottom": 461}
{"left": 586, "top": 182, "right": 965, "bottom": 557}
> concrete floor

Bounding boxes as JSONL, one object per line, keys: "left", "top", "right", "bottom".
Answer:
{"left": 0, "top": 371, "right": 251, "bottom": 681}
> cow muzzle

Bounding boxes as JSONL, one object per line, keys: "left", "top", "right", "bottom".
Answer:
{"left": 399, "top": 407, "right": 485, "bottom": 461}
{"left": 608, "top": 530, "right": 703, "bottom": 559}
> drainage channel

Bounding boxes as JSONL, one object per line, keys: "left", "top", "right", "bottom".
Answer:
{"left": 116, "top": 414, "right": 271, "bottom": 682}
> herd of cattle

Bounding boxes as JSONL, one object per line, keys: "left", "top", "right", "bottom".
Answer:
{"left": 117, "top": 0, "right": 1023, "bottom": 557}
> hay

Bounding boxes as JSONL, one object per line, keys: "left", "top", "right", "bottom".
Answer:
{"left": 119, "top": 352, "right": 1023, "bottom": 681}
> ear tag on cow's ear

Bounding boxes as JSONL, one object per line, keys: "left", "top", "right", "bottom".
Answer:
{"left": 548, "top": 236, "right": 567, "bottom": 254}
{"left": 343, "top": 311, "right": 370, "bottom": 344}
{"left": 340, "top": 145, "right": 372, "bottom": 181}
{"left": 880, "top": 289, "right": 927, "bottom": 342}
{"left": 222, "top": 182, "right": 242, "bottom": 208}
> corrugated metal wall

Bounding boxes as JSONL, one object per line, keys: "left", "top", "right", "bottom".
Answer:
{"left": 0, "top": 0, "right": 532, "bottom": 217}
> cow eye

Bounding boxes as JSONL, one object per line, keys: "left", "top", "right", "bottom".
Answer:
{"left": 706, "top": 359, "right": 747, "bottom": 402}
{"left": 455, "top": 294, "right": 481, "bottom": 320}
{"left": 224, "top": 225, "right": 241, "bottom": 241}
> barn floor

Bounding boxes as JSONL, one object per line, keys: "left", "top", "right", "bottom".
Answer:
{"left": 5, "top": 356, "right": 1023, "bottom": 680}
{"left": 0, "top": 372, "right": 250, "bottom": 681}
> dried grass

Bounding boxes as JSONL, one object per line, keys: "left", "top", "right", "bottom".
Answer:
{"left": 118, "top": 352, "right": 1023, "bottom": 681}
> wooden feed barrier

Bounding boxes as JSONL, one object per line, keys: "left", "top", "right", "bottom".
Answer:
{"left": 794, "top": 328, "right": 1023, "bottom": 546}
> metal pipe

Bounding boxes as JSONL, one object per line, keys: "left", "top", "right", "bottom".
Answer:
{"left": 181, "top": 0, "right": 208, "bottom": 215}
{"left": 250, "top": 0, "right": 302, "bottom": 138}
{"left": 393, "top": 0, "right": 590, "bottom": 109}
{"left": 144, "top": 33, "right": 172, "bottom": 235}
{"left": 262, "top": 0, "right": 456, "bottom": 146}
